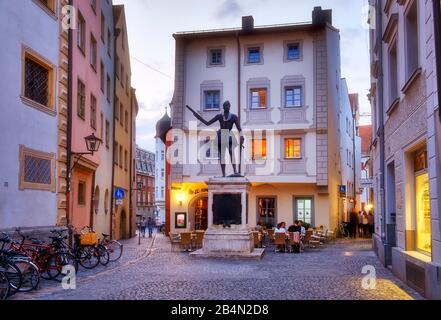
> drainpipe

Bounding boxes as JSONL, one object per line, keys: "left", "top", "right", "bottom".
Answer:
{"left": 376, "top": 0, "right": 387, "bottom": 248}
{"left": 433, "top": 0, "right": 441, "bottom": 122}
{"left": 66, "top": 0, "right": 73, "bottom": 226}
{"left": 110, "top": 28, "right": 121, "bottom": 239}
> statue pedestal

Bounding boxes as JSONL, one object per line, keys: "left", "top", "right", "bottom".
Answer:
{"left": 190, "top": 177, "right": 264, "bottom": 260}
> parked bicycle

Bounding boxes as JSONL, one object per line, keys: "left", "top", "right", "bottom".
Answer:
{"left": 338, "top": 222, "right": 350, "bottom": 238}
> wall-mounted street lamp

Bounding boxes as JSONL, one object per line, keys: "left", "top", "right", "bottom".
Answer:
{"left": 67, "top": 133, "right": 103, "bottom": 192}
{"left": 176, "top": 192, "right": 186, "bottom": 207}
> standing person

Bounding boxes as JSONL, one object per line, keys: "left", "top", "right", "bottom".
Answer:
{"left": 362, "top": 211, "right": 369, "bottom": 238}
{"left": 140, "top": 217, "right": 147, "bottom": 238}
{"left": 349, "top": 210, "right": 358, "bottom": 239}
{"left": 298, "top": 220, "right": 306, "bottom": 236}
{"left": 147, "top": 217, "right": 155, "bottom": 238}
{"left": 367, "top": 212, "right": 374, "bottom": 237}
{"left": 358, "top": 211, "right": 364, "bottom": 238}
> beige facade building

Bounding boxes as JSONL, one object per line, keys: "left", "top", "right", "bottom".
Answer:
{"left": 369, "top": 0, "right": 441, "bottom": 299}
{"left": 167, "top": 8, "right": 360, "bottom": 235}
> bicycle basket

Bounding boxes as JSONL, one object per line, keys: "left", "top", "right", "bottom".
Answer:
{"left": 79, "top": 232, "right": 98, "bottom": 246}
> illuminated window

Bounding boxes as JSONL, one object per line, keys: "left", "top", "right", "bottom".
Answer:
{"left": 414, "top": 148, "right": 431, "bottom": 254}
{"left": 285, "top": 138, "right": 301, "bottom": 159}
{"left": 257, "top": 197, "right": 276, "bottom": 228}
{"left": 250, "top": 88, "right": 267, "bottom": 109}
{"left": 36, "top": 0, "right": 55, "bottom": 13}
{"left": 252, "top": 139, "right": 267, "bottom": 160}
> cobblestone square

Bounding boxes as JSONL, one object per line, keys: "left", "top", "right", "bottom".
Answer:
{"left": 13, "top": 233, "right": 423, "bottom": 300}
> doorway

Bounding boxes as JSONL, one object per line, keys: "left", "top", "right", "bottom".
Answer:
{"left": 189, "top": 195, "right": 208, "bottom": 231}
{"left": 120, "top": 209, "right": 127, "bottom": 239}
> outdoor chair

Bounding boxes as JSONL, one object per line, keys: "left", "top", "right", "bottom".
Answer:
{"left": 303, "top": 230, "right": 320, "bottom": 249}
{"left": 180, "top": 232, "right": 193, "bottom": 252}
{"left": 288, "top": 232, "right": 301, "bottom": 253}
{"left": 194, "top": 231, "right": 204, "bottom": 249}
{"left": 266, "top": 229, "right": 275, "bottom": 245}
{"left": 274, "top": 232, "right": 287, "bottom": 252}
{"left": 169, "top": 232, "right": 181, "bottom": 252}
{"left": 252, "top": 231, "right": 262, "bottom": 248}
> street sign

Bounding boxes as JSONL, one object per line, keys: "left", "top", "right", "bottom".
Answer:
{"left": 339, "top": 185, "right": 346, "bottom": 196}
{"left": 114, "top": 188, "right": 125, "bottom": 200}
{"left": 115, "top": 199, "right": 123, "bottom": 206}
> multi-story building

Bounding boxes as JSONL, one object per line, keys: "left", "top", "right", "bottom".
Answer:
{"left": 69, "top": 0, "right": 102, "bottom": 230}
{"left": 112, "top": 5, "right": 134, "bottom": 239}
{"left": 0, "top": 0, "right": 66, "bottom": 232}
{"left": 339, "top": 81, "right": 361, "bottom": 221}
{"left": 369, "top": 0, "right": 441, "bottom": 298}
{"left": 93, "top": 0, "right": 115, "bottom": 236}
{"left": 166, "top": 8, "right": 360, "bottom": 235}
{"left": 358, "top": 124, "right": 373, "bottom": 212}
{"left": 155, "top": 133, "right": 167, "bottom": 224}
{"left": 135, "top": 147, "right": 155, "bottom": 220}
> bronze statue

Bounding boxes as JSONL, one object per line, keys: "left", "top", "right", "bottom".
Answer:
{"left": 186, "top": 101, "right": 244, "bottom": 177}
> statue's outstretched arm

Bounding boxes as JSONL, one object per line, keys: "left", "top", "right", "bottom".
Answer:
{"left": 186, "top": 105, "right": 219, "bottom": 126}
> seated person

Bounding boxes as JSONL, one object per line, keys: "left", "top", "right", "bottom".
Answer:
{"left": 288, "top": 220, "right": 302, "bottom": 233}
{"left": 255, "top": 221, "right": 264, "bottom": 232}
{"left": 275, "top": 222, "right": 287, "bottom": 233}
{"left": 298, "top": 220, "right": 306, "bottom": 236}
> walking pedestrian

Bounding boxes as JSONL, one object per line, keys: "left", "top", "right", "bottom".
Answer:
{"left": 140, "top": 217, "right": 147, "bottom": 237}
{"left": 358, "top": 211, "right": 364, "bottom": 238}
{"left": 367, "top": 212, "right": 374, "bottom": 237}
{"left": 147, "top": 217, "right": 155, "bottom": 238}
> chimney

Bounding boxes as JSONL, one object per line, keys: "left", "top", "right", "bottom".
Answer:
{"left": 242, "top": 16, "right": 254, "bottom": 31}
{"left": 312, "top": 6, "right": 332, "bottom": 26}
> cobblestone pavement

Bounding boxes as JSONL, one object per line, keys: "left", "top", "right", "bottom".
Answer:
{"left": 14, "top": 233, "right": 423, "bottom": 300}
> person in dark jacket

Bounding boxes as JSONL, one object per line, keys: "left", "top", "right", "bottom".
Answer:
{"left": 147, "top": 217, "right": 155, "bottom": 238}
{"left": 349, "top": 210, "right": 358, "bottom": 239}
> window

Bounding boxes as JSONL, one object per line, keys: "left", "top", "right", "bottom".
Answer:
{"left": 125, "top": 110, "right": 128, "bottom": 132}
{"left": 100, "top": 61, "right": 104, "bottom": 93}
{"left": 77, "top": 79, "right": 86, "bottom": 119}
{"left": 114, "top": 96, "right": 119, "bottom": 120}
{"left": 100, "top": 12, "right": 105, "bottom": 42}
{"left": 90, "top": 34, "right": 97, "bottom": 70}
{"left": 257, "top": 197, "right": 276, "bottom": 228}
{"left": 115, "top": 56, "right": 120, "bottom": 79}
{"left": 114, "top": 142, "right": 118, "bottom": 165}
{"left": 247, "top": 47, "right": 261, "bottom": 64}
{"left": 285, "top": 138, "right": 301, "bottom": 159}
{"left": 161, "top": 150, "right": 164, "bottom": 161}
{"left": 119, "top": 146, "right": 123, "bottom": 168}
{"left": 204, "top": 90, "right": 220, "bottom": 110}
{"left": 90, "top": 0, "right": 97, "bottom": 13}
{"left": 36, "top": 0, "right": 56, "bottom": 13}
{"left": 19, "top": 145, "right": 55, "bottom": 192}
{"left": 295, "top": 198, "right": 313, "bottom": 225}
{"left": 107, "top": 29, "right": 111, "bottom": 56}
{"left": 77, "top": 11, "right": 86, "bottom": 53}
{"left": 105, "top": 120, "right": 110, "bottom": 148}
{"left": 121, "top": 65, "right": 124, "bottom": 86}
{"left": 405, "top": 0, "right": 419, "bottom": 80}
{"left": 285, "top": 87, "right": 302, "bottom": 108}
{"left": 161, "top": 187, "right": 164, "bottom": 198}
{"left": 106, "top": 74, "right": 111, "bottom": 102}
{"left": 252, "top": 139, "right": 267, "bottom": 160}
{"left": 161, "top": 168, "right": 165, "bottom": 178}
{"left": 120, "top": 104, "right": 124, "bottom": 126}
{"left": 250, "top": 88, "right": 267, "bottom": 109}
{"left": 100, "top": 112, "right": 104, "bottom": 140}
{"left": 209, "top": 49, "right": 223, "bottom": 65}
{"left": 78, "top": 181, "right": 86, "bottom": 206}
{"left": 286, "top": 43, "right": 301, "bottom": 60}
{"left": 388, "top": 40, "right": 399, "bottom": 105}
{"left": 22, "top": 47, "right": 55, "bottom": 111}
{"left": 124, "top": 150, "right": 128, "bottom": 171}
{"left": 90, "top": 94, "right": 97, "bottom": 129}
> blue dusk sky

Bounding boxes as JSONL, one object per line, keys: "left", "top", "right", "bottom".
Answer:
{"left": 113, "top": 0, "right": 372, "bottom": 152}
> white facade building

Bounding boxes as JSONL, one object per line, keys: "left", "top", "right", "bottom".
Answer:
{"left": 0, "top": 0, "right": 61, "bottom": 230}
{"left": 155, "top": 137, "right": 166, "bottom": 224}
{"left": 167, "top": 8, "right": 360, "bottom": 234}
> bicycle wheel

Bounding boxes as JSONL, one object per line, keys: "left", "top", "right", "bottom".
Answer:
{"left": 106, "top": 240, "right": 123, "bottom": 262}
{"left": 97, "top": 245, "right": 110, "bottom": 266}
{"left": 0, "top": 272, "right": 10, "bottom": 300}
{"left": 0, "top": 260, "right": 22, "bottom": 296}
{"left": 76, "top": 246, "right": 100, "bottom": 269}
{"left": 52, "top": 252, "right": 78, "bottom": 281}
{"left": 44, "top": 253, "right": 64, "bottom": 280}
{"left": 14, "top": 259, "right": 40, "bottom": 292}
